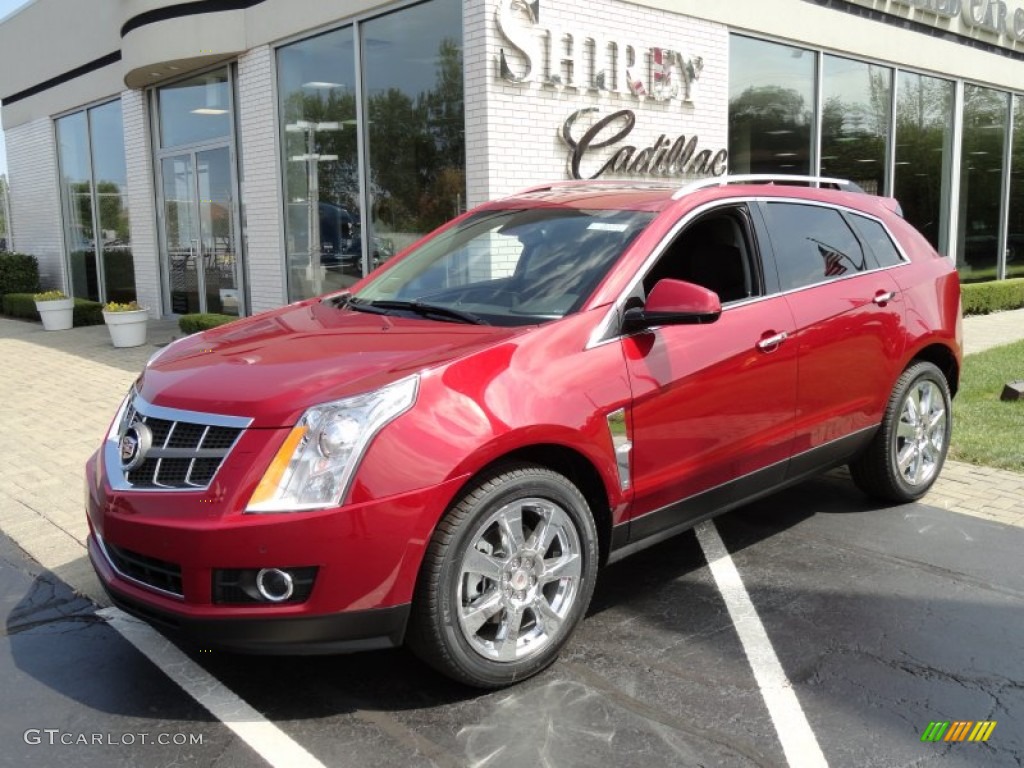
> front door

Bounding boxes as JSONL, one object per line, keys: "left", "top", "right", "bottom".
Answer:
{"left": 159, "top": 146, "right": 242, "bottom": 316}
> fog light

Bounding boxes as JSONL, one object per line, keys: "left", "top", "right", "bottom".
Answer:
{"left": 212, "top": 567, "right": 317, "bottom": 605}
{"left": 256, "top": 568, "right": 294, "bottom": 602}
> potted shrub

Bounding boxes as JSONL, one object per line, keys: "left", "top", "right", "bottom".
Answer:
{"left": 102, "top": 300, "right": 149, "bottom": 348}
{"left": 33, "top": 290, "right": 74, "bottom": 331}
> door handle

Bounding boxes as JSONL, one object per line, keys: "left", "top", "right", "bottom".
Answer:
{"left": 757, "top": 331, "right": 788, "bottom": 352}
{"left": 873, "top": 290, "right": 896, "bottom": 306}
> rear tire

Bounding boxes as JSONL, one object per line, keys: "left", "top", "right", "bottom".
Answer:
{"left": 850, "top": 361, "right": 952, "bottom": 502}
{"left": 407, "top": 463, "right": 598, "bottom": 688}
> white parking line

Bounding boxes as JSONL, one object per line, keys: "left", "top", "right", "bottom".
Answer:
{"left": 694, "top": 521, "right": 829, "bottom": 768}
{"left": 98, "top": 607, "right": 327, "bottom": 768}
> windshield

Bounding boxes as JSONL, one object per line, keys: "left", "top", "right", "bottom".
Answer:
{"left": 350, "top": 207, "right": 654, "bottom": 326}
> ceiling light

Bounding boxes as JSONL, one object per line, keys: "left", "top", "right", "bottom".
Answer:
{"left": 191, "top": 108, "right": 228, "bottom": 115}
{"left": 303, "top": 81, "right": 343, "bottom": 89}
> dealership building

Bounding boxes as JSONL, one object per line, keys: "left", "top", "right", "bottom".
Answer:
{"left": 0, "top": 0, "right": 1022, "bottom": 319}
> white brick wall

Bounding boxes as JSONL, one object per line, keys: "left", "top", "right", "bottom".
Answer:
{"left": 466, "top": 0, "right": 729, "bottom": 203}
{"left": 237, "top": 45, "right": 287, "bottom": 314}
{"left": 5, "top": 119, "right": 64, "bottom": 289}
{"left": 121, "top": 89, "right": 162, "bottom": 318}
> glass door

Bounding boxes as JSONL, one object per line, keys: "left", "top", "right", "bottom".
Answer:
{"left": 160, "top": 146, "right": 241, "bottom": 315}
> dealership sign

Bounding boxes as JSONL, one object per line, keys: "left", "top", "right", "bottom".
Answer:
{"left": 561, "top": 108, "right": 727, "bottom": 180}
{"left": 494, "top": 0, "right": 728, "bottom": 179}
{"left": 495, "top": 0, "right": 705, "bottom": 103}
{"left": 846, "top": 0, "right": 1024, "bottom": 44}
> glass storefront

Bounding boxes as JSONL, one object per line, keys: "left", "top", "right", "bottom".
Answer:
{"left": 820, "top": 55, "right": 891, "bottom": 195}
{"left": 56, "top": 100, "right": 134, "bottom": 303}
{"left": 957, "top": 85, "right": 1010, "bottom": 283}
{"left": 154, "top": 67, "right": 243, "bottom": 315}
{"left": 278, "top": 25, "right": 360, "bottom": 302}
{"left": 894, "top": 71, "right": 955, "bottom": 254}
{"left": 1007, "top": 96, "right": 1024, "bottom": 279}
{"left": 730, "top": 34, "right": 1022, "bottom": 283}
{"left": 277, "top": 0, "right": 465, "bottom": 303}
{"left": 728, "top": 35, "right": 815, "bottom": 175}
{"left": 362, "top": 0, "right": 465, "bottom": 268}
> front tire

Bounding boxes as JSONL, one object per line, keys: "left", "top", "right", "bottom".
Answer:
{"left": 850, "top": 361, "right": 952, "bottom": 502}
{"left": 408, "top": 464, "right": 599, "bottom": 688}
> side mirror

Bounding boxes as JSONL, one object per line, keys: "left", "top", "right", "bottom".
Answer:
{"left": 623, "top": 279, "right": 722, "bottom": 333}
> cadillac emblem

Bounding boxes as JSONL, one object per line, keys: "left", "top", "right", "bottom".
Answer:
{"left": 119, "top": 423, "right": 152, "bottom": 472}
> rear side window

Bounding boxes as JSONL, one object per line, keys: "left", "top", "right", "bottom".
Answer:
{"left": 763, "top": 203, "right": 867, "bottom": 291}
{"left": 849, "top": 214, "right": 905, "bottom": 268}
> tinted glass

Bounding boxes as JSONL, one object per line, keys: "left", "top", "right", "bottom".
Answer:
{"left": 277, "top": 25, "right": 361, "bottom": 301}
{"left": 763, "top": 203, "right": 866, "bottom": 291}
{"left": 894, "top": 72, "right": 954, "bottom": 254}
{"left": 821, "top": 55, "right": 891, "bottom": 195}
{"left": 1009, "top": 94, "right": 1024, "bottom": 279}
{"left": 362, "top": 0, "right": 465, "bottom": 258}
{"left": 729, "top": 36, "right": 815, "bottom": 174}
{"left": 353, "top": 208, "right": 653, "bottom": 326}
{"left": 958, "top": 85, "right": 1009, "bottom": 283}
{"left": 158, "top": 70, "right": 232, "bottom": 149}
{"left": 850, "top": 214, "right": 904, "bottom": 268}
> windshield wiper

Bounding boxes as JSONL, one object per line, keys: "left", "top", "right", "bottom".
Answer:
{"left": 368, "top": 299, "right": 489, "bottom": 326}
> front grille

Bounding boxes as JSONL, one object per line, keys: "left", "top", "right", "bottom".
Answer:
{"left": 111, "top": 392, "right": 249, "bottom": 491}
{"left": 103, "top": 540, "right": 183, "bottom": 598}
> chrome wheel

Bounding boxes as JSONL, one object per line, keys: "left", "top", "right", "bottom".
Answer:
{"left": 894, "top": 379, "right": 947, "bottom": 487}
{"left": 457, "top": 497, "right": 582, "bottom": 663}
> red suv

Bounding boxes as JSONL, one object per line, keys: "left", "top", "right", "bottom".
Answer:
{"left": 86, "top": 176, "right": 961, "bottom": 687}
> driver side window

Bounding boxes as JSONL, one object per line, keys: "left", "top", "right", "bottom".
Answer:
{"left": 642, "top": 206, "right": 761, "bottom": 303}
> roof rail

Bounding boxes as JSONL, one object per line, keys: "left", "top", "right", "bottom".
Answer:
{"left": 672, "top": 174, "right": 861, "bottom": 200}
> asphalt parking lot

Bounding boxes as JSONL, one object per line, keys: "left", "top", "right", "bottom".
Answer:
{"left": 3, "top": 469, "right": 1022, "bottom": 768}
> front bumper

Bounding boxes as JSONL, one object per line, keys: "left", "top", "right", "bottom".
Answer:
{"left": 91, "top": 534, "right": 409, "bottom": 654}
{"left": 86, "top": 450, "right": 467, "bottom": 653}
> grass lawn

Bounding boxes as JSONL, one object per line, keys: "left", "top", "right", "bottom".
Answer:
{"left": 949, "top": 339, "right": 1024, "bottom": 472}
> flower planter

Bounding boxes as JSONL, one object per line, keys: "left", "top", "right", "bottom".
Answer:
{"left": 35, "top": 298, "right": 74, "bottom": 331}
{"left": 103, "top": 308, "right": 149, "bottom": 348}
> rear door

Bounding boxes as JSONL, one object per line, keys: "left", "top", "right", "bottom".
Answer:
{"left": 623, "top": 204, "right": 799, "bottom": 539}
{"left": 757, "top": 200, "right": 907, "bottom": 476}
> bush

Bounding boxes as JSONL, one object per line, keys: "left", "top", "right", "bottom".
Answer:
{"left": 961, "top": 278, "right": 1024, "bottom": 316}
{"left": 2, "top": 292, "right": 38, "bottom": 319}
{"left": 1, "top": 293, "right": 103, "bottom": 326}
{"left": 73, "top": 299, "right": 104, "bottom": 326}
{"left": 179, "top": 313, "right": 236, "bottom": 334}
{"left": 0, "top": 252, "right": 39, "bottom": 295}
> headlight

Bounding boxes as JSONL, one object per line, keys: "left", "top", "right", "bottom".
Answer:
{"left": 245, "top": 376, "right": 419, "bottom": 513}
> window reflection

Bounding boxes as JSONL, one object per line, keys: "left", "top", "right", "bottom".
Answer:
{"left": 57, "top": 112, "right": 96, "bottom": 301}
{"left": 278, "top": 26, "right": 361, "bottom": 302}
{"left": 958, "top": 85, "right": 1009, "bottom": 283}
{"left": 729, "top": 36, "right": 815, "bottom": 175}
{"left": 91, "top": 101, "right": 134, "bottom": 302}
{"left": 362, "top": 0, "right": 465, "bottom": 259}
{"left": 158, "top": 72, "right": 231, "bottom": 149}
{"left": 820, "top": 55, "right": 891, "bottom": 195}
{"left": 57, "top": 101, "right": 133, "bottom": 303}
{"left": 893, "top": 72, "right": 954, "bottom": 254}
{"left": 1009, "top": 96, "right": 1024, "bottom": 279}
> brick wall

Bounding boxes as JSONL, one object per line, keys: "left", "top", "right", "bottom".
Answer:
{"left": 5, "top": 118, "right": 64, "bottom": 289}
{"left": 121, "top": 89, "right": 162, "bottom": 318}
{"left": 466, "top": 0, "right": 729, "bottom": 204}
{"left": 237, "top": 45, "right": 287, "bottom": 314}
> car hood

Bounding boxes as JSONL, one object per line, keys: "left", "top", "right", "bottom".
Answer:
{"left": 137, "top": 299, "right": 525, "bottom": 426}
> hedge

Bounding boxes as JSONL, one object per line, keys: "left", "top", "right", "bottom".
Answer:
{"left": 0, "top": 252, "right": 39, "bottom": 296}
{"left": 1, "top": 293, "right": 104, "bottom": 326}
{"left": 961, "top": 278, "right": 1024, "bottom": 316}
{"left": 179, "top": 313, "right": 237, "bottom": 334}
